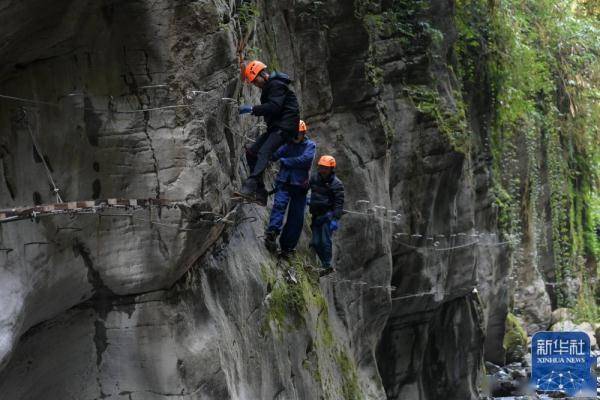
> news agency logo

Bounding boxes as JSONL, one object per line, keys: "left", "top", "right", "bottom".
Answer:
{"left": 531, "top": 331, "right": 596, "bottom": 397}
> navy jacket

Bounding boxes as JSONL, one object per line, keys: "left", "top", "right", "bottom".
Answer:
{"left": 251, "top": 72, "right": 300, "bottom": 136}
{"left": 272, "top": 138, "right": 316, "bottom": 188}
{"left": 309, "top": 173, "right": 345, "bottom": 218}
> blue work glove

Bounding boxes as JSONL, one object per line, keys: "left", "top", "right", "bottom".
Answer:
{"left": 239, "top": 105, "right": 253, "bottom": 115}
{"left": 329, "top": 219, "right": 339, "bottom": 232}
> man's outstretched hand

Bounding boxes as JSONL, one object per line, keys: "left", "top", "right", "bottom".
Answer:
{"left": 239, "top": 105, "right": 253, "bottom": 115}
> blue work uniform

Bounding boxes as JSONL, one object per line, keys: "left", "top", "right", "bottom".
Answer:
{"left": 308, "top": 172, "right": 345, "bottom": 268}
{"left": 267, "top": 137, "right": 316, "bottom": 252}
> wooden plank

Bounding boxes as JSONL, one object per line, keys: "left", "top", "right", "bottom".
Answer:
{"left": 0, "top": 198, "right": 181, "bottom": 223}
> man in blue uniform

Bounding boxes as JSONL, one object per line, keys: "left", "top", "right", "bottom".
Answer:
{"left": 308, "top": 155, "right": 344, "bottom": 275}
{"left": 264, "top": 120, "right": 316, "bottom": 257}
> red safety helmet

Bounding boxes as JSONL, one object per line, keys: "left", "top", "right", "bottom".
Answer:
{"left": 318, "top": 155, "right": 336, "bottom": 168}
{"left": 299, "top": 120, "right": 307, "bottom": 133}
{"left": 243, "top": 60, "right": 267, "bottom": 82}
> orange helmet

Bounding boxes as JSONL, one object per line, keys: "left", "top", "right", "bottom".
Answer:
{"left": 318, "top": 155, "right": 336, "bottom": 168}
{"left": 243, "top": 60, "right": 267, "bottom": 82}
{"left": 299, "top": 120, "right": 307, "bottom": 133}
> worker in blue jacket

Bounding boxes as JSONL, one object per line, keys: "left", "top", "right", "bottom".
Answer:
{"left": 308, "top": 155, "right": 344, "bottom": 276}
{"left": 264, "top": 120, "right": 316, "bottom": 257}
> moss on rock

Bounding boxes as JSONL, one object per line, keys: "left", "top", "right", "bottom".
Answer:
{"left": 503, "top": 312, "right": 528, "bottom": 363}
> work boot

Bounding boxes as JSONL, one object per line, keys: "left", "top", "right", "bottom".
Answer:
{"left": 255, "top": 186, "right": 268, "bottom": 207}
{"left": 279, "top": 248, "right": 295, "bottom": 260}
{"left": 318, "top": 267, "right": 334, "bottom": 277}
{"left": 240, "top": 177, "right": 258, "bottom": 197}
{"left": 264, "top": 230, "right": 278, "bottom": 253}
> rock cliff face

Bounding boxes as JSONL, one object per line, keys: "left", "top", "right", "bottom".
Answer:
{"left": 0, "top": 1, "right": 511, "bottom": 399}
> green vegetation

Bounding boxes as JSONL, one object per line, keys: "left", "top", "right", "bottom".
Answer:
{"left": 403, "top": 85, "right": 471, "bottom": 154}
{"left": 355, "top": 0, "right": 599, "bottom": 311}
{"left": 357, "top": 0, "right": 473, "bottom": 154}
{"left": 336, "top": 349, "right": 363, "bottom": 400}
{"left": 571, "top": 280, "right": 600, "bottom": 323}
{"left": 261, "top": 255, "right": 330, "bottom": 332}
{"left": 356, "top": 0, "right": 429, "bottom": 41}
{"left": 236, "top": 1, "right": 260, "bottom": 31}
{"left": 455, "top": 0, "right": 599, "bottom": 307}
{"left": 260, "top": 255, "right": 364, "bottom": 399}
{"left": 234, "top": 1, "right": 262, "bottom": 60}
{"left": 297, "top": 0, "right": 328, "bottom": 27}
{"left": 503, "top": 313, "right": 528, "bottom": 362}
{"left": 355, "top": 0, "right": 472, "bottom": 151}
{"left": 261, "top": 261, "right": 307, "bottom": 331}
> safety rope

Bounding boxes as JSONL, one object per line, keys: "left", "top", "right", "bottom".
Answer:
{"left": 0, "top": 202, "right": 258, "bottom": 261}
{"left": 394, "top": 239, "right": 480, "bottom": 251}
{"left": 342, "top": 199, "right": 515, "bottom": 244}
{"left": 114, "top": 104, "right": 191, "bottom": 114}
{"left": 302, "top": 259, "right": 478, "bottom": 302}
{"left": 1, "top": 197, "right": 506, "bottom": 301}
{"left": 1, "top": 195, "right": 504, "bottom": 243}
{"left": 280, "top": 261, "right": 476, "bottom": 302}
{"left": 0, "top": 91, "right": 192, "bottom": 114}
{"left": 139, "top": 84, "right": 169, "bottom": 89}
{"left": 222, "top": 122, "right": 257, "bottom": 143}
{"left": 0, "top": 88, "right": 249, "bottom": 119}
{"left": 22, "top": 109, "right": 63, "bottom": 203}
{"left": 0, "top": 93, "right": 60, "bottom": 107}
{"left": 1, "top": 198, "right": 517, "bottom": 249}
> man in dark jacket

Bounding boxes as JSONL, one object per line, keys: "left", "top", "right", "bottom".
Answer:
{"left": 238, "top": 60, "right": 300, "bottom": 205}
{"left": 265, "top": 120, "right": 316, "bottom": 257}
{"left": 308, "top": 155, "right": 344, "bottom": 275}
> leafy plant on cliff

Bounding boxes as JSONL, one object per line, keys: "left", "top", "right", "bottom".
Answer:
{"left": 260, "top": 261, "right": 307, "bottom": 331}
{"left": 503, "top": 312, "right": 528, "bottom": 363}
{"left": 356, "top": 0, "right": 472, "bottom": 153}
{"left": 261, "top": 255, "right": 364, "bottom": 399}
{"left": 456, "top": 0, "right": 599, "bottom": 307}
{"left": 404, "top": 84, "right": 471, "bottom": 154}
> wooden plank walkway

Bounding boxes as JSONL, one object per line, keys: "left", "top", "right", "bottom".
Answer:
{"left": 0, "top": 198, "right": 178, "bottom": 223}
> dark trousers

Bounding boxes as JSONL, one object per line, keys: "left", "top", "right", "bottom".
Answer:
{"left": 267, "top": 183, "right": 307, "bottom": 252}
{"left": 310, "top": 217, "right": 333, "bottom": 268}
{"left": 246, "top": 129, "right": 285, "bottom": 186}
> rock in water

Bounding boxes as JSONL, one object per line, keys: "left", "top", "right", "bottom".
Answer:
{"left": 550, "top": 308, "right": 573, "bottom": 326}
